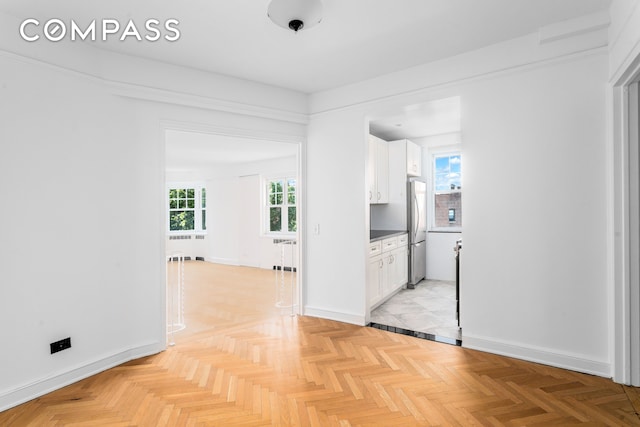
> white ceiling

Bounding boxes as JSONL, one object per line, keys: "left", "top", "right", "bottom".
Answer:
{"left": 0, "top": 0, "right": 611, "bottom": 94}
{"left": 165, "top": 130, "right": 297, "bottom": 171}
{"left": 370, "top": 97, "right": 462, "bottom": 141}
{"left": 3, "top": 1, "right": 610, "bottom": 164}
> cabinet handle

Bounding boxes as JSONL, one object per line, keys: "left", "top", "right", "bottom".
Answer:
{"left": 379, "top": 260, "right": 383, "bottom": 268}
{"left": 377, "top": 192, "right": 381, "bottom": 200}
{"left": 369, "top": 191, "right": 372, "bottom": 200}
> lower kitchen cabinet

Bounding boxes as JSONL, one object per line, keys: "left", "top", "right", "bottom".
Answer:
{"left": 368, "top": 234, "right": 408, "bottom": 308}
{"left": 368, "top": 254, "right": 383, "bottom": 306}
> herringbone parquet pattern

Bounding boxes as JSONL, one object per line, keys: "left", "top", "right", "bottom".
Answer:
{"left": 1, "top": 262, "right": 638, "bottom": 426}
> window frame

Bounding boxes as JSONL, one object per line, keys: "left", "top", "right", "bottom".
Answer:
{"left": 428, "top": 148, "right": 462, "bottom": 232}
{"left": 166, "top": 182, "right": 207, "bottom": 235}
{"left": 263, "top": 174, "right": 297, "bottom": 238}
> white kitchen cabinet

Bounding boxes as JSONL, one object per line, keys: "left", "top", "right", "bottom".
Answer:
{"left": 368, "top": 254, "right": 384, "bottom": 306}
{"left": 389, "top": 139, "right": 422, "bottom": 177}
{"left": 390, "top": 245, "right": 409, "bottom": 290}
{"left": 368, "top": 233, "right": 408, "bottom": 308}
{"left": 406, "top": 140, "right": 422, "bottom": 177}
{"left": 368, "top": 135, "right": 389, "bottom": 204}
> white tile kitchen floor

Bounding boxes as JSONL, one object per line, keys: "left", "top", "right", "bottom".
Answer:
{"left": 370, "top": 279, "right": 462, "bottom": 341}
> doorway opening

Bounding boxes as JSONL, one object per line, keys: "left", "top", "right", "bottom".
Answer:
{"left": 613, "top": 56, "right": 640, "bottom": 385}
{"left": 163, "top": 128, "right": 302, "bottom": 345}
{"left": 365, "top": 97, "right": 462, "bottom": 345}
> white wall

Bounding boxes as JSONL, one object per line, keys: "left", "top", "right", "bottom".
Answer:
{"left": 425, "top": 233, "right": 461, "bottom": 281}
{"left": 0, "top": 54, "right": 160, "bottom": 408}
{"left": 461, "top": 52, "right": 608, "bottom": 374}
{"left": 305, "top": 110, "right": 369, "bottom": 324}
{"left": 0, "top": 29, "right": 306, "bottom": 410}
{"left": 306, "top": 26, "right": 610, "bottom": 376}
{"left": 207, "top": 176, "right": 241, "bottom": 265}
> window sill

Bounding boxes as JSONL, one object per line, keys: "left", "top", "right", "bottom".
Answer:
{"left": 167, "top": 231, "right": 207, "bottom": 236}
{"left": 428, "top": 228, "right": 462, "bottom": 234}
{"left": 264, "top": 233, "right": 297, "bottom": 240}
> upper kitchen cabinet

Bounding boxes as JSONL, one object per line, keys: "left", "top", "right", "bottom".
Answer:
{"left": 368, "top": 135, "right": 389, "bottom": 204}
{"left": 390, "top": 139, "right": 422, "bottom": 177}
{"left": 406, "top": 140, "right": 422, "bottom": 176}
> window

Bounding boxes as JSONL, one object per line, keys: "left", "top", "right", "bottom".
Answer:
{"left": 433, "top": 153, "right": 461, "bottom": 229}
{"left": 265, "top": 176, "right": 296, "bottom": 235}
{"left": 167, "top": 183, "right": 206, "bottom": 233}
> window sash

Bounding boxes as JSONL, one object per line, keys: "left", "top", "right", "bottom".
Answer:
{"left": 265, "top": 177, "right": 297, "bottom": 235}
{"left": 167, "top": 184, "right": 206, "bottom": 233}
{"left": 430, "top": 151, "right": 462, "bottom": 231}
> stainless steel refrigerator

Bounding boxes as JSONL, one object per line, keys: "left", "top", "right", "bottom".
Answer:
{"left": 408, "top": 178, "right": 427, "bottom": 288}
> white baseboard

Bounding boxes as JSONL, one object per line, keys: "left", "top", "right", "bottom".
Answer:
{"left": 0, "top": 342, "right": 164, "bottom": 412}
{"left": 462, "top": 334, "right": 611, "bottom": 378}
{"left": 303, "top": 306, "right": 366, "bottom": 326}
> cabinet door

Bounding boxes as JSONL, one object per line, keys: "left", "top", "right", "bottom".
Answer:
{"left": 382, "top": 253, "right": 394, "bottom": 296}
{"left": 368, "top": 255, "right": 383, "bottom": 305}
{"left": 368, "top": 137, "right": 377, "bottom": 203}
{"left": 406, "top": 141, "right": 422, "bottom": 177}
{"left": 391, "top": 246, "right": 408, "bottom": 290}
{"left": 376, "top": 139, "right": 389, "bottom": 203}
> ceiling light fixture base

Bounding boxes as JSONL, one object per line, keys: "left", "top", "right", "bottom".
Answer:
{"left": 267, "top": 0, "right": 323, "bottom": 32}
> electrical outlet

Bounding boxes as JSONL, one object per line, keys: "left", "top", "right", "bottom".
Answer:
{"left": 50, "top": 337, "right": 71, "bottom": 354}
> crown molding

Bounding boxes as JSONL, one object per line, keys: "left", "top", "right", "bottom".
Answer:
{"left": 0, "top": 48, "right": 308, "bottom": 125}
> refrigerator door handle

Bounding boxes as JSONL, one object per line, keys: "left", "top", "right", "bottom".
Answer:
{"left": 413, "top": 193, "right": 419, "bottom": 240}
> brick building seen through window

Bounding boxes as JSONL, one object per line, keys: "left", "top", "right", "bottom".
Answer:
{"left": 435, "top": 192, "right": 461, "bottom": 227}
{"left": 433, "top": 153, "right": 461, "bottom": 229}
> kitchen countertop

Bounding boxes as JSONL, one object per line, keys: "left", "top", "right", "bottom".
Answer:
{"left": 370, "top": 230, "right": 408, "bottom": 242}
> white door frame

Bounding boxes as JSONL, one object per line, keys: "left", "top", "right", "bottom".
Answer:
{"left": 611, "top": 57, "right": 640, "bottom": 386}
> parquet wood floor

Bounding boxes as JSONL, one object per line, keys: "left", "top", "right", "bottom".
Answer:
{"left": 1, "top": 261, "right": 639, "bottom": 426}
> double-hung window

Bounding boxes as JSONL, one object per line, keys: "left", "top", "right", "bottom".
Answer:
{"left": 265, "top": 176, "right": 297, "bottom": 236}
{"left": 167, "top": 183, "right": 206, "bottom": 233}
{"left": 432, "top": 152, "right": 462, "bottom": 230}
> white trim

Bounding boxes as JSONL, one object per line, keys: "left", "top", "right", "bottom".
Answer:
{"left": 108, "top": 80, "right": 308, "bottom": 125}
{"left": 629, "top": 81, "right": 640, "bottom": 386}
{"left": 0, "top": 342, "right": 163, "bottom": 412}
{"left": 310, "top": 47, "right": 608, "bottom": 117}
{"left": 538, "top": 10, "right": 609, "bottom": 45}
{"left": 297, "top": 140, "right": 306, "bottom": 320}
{"left": 0, "top": 49, "right": 307, "bottom": 126}
{"left": 161, "top": 120, "right": 305, "bottom": 145}
{"left": 609, "top": 0, "right": 640, "bottom": 85}
{"left": 303, "top": 306, "right": 366, "bottom": 326}
{"left": 463, "top": 334, "right": 611, "bottom": 378}
{"left": 610, "top": 45, "right": 640, "bottom": 385}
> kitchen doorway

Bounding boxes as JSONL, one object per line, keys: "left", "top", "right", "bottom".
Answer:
{"left": 366, "top": 97, "right": 462, "bottom": 344}
{"left": 162, "top": 126, "right": 303, "bottom": 346}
